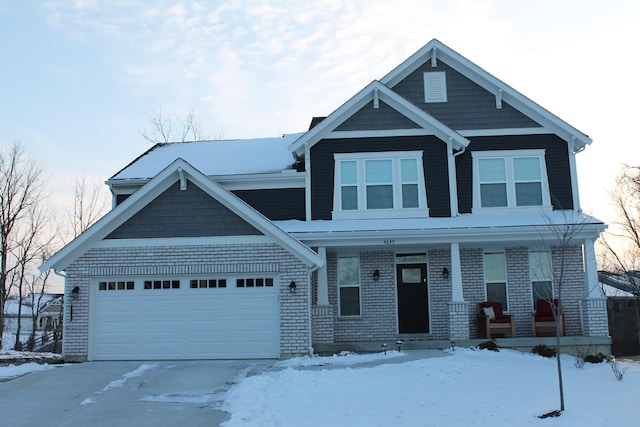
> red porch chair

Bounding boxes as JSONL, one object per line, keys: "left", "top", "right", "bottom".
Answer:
{"left": 478, "top": 301, "right": 516, "bottom": 338}
{"left": 532, "top": 299, "right": 564, "bottom": 337}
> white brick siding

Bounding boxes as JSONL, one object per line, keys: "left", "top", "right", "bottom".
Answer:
{"left": 63, "top": 242, "right": 310, "bottom": 360}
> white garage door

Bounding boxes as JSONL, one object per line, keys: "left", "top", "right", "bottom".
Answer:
{"left": 90, "top": 277, "right": 279, "bottom": 360}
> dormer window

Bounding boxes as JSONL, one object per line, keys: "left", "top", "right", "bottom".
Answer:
{"left": 333, "top": 151, "right": 428, "bottom": 220}
{"left": 472, "top": 150, "right": 551, "bottom": 212}
{"left": 424, "top": 72, "right": 447, "bottom": 103}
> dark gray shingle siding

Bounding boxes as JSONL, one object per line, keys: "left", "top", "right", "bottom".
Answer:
{"left": 336, "top": 100, "right": 421, "bottom": 131}
{"left": 391, "top": 61, "right": 540, "bottom": 130}
{"left": 233, "top": 188, "right": 305, "bottom": 220}
{"left": 106, "top": 181, "right": 261, "bottom": 239}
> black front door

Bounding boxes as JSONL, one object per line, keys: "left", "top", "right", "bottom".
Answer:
{"left": 396, "top": 264, "right": 428, "bottom": 333}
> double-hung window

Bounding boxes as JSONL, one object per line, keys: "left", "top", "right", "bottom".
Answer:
{"left": 484, "top": 252, "right": 508, "bottom": 311}
{"left": 473, "top": 150, "right": 551, "bottom": 211}
{"left": 334, "top": 151, "right": 427, "bottom": 219}
{"left": 338, "top": 256, "right": 361, "bottom": 316}
{"left": 529, "top": 250, "right": 553, "bottom": 306}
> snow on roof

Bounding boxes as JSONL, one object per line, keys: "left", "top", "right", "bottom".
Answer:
{"left": 111, "top": 133, "right": 304, "bottom": 181}
{"left": 601, "top": 284, "right": 634, "bottom": 298}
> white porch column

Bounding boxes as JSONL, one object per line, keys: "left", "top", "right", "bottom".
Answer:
{"left": 583, "top": 238, "right": 602, "bottom": 298}
{"left": 448, "top": 242, "right": 469, "bottom": 340}
{"left": 450, "top": 242, "right": 464, "bottom": 301}
{"left": 317, "top": 247, "right": 329, "bottom": 305}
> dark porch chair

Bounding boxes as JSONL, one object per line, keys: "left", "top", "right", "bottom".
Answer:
{"left": 532, "top": 299, "right": 564, "bottom": 337}
{"left": 478, "top": 301, "right": 515, "bottom": 338}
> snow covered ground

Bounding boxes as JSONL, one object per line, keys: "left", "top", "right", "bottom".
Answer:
{"left": 222, "top": 348, "right": 640, "bottom": 427}
{"left": 1, "top": 348, "right": 638, "bottom": 426}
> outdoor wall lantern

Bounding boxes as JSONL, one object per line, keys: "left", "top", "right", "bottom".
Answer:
{"left": 289, "top": 280, "right": 297, "bottom": 293}
{"left": 442, "top": 267, "right": 449, "bottom": 279}
{"left": 71, "top": 286, "right": 80, "bottom": 300}
{"left": 373, "top": 269, "right": 380, "bottom": 281}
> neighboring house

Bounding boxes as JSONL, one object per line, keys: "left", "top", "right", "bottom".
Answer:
{"left": 599, "top": 271, "right": 640, "bottom": 356}
{"left": 3, "top": 294, "right": 63, "bottom": 350}
{"left": 37, "top": 295, "right": 64, "bottom": 332}
{"left": 40, "top": 39, "right": 609, "bottom": 361}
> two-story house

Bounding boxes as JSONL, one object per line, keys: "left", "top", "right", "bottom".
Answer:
{"left": 41, "top": 39, "right": 609, "bottom": 361}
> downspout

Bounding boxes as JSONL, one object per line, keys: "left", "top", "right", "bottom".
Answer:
{"left": 450, "top": 145, "right": 466, "bottom": 216}
{"left": 568, "top": 137, "right": 584, "bottom": 212}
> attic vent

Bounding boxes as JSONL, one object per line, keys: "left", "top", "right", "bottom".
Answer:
{"left": 423, "top": 72, "right": 447, "bottom": 103}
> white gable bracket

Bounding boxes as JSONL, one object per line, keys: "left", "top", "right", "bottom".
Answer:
{"left": 373, "top": 88, "right": 379, "bottom": 109}
{"left": 495, "top": 88, "right": 503, "bottom": 109}
{"left": 431, "top": 47, "right": 437, "bottom": 67}
{"left": 178, "top": 167, "right": 187, "bottom": 191}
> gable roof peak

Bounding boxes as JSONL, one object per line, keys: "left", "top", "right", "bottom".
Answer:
{"left": 289, "top": 79, "right": 469, "bottom": 156}
{"left": 381, "top": 39, "right": 591, "bottom": 149}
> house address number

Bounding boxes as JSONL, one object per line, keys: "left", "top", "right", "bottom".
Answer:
{"left": 384, "top": 239, "right": 395, "bottom": 245}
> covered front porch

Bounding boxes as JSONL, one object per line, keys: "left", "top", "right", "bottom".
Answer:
{"left": 306, "top": 237, "right": 610, "bottom": 355}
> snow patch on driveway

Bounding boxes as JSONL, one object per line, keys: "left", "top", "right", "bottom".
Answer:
{"left": 140, "top": 393, "right": 218, "bottom": 404}
{"left": 101, "top": 363, "right": 159, "bottom": 392}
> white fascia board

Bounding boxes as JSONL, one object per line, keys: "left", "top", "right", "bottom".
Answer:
{"left": 458, "top": 128, "right": 556, "bottom": 137}
{"left": 211, "top": 171, "right": 305, "bottom": 191}
{"left": 289, "top": 81, "right": 468, "bottom": 157}
{"left": 108, "top": 170, "right": 305, "bottom": 193}
{"left": 381, "top": 39, "right": 591, "bottom": 149}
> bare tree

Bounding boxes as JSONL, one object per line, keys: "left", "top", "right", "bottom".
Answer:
{"left": 57, "top": 173, "right": 109, "bottom": 244}
{"left": 140, "top": 107, "right": 216, "bottom": 143}
{"left": 0, "top": 142, "right": 46, "bottom": 344}
{"left": 26, "top": 268, "right": 52, "bottom": 351}
{"left": 537, "top": 209, "right": 590, "bottom": 415}
{"left": 9, "top": 201, "right": 54, "bottom": 350}
{"left": 599, "top": 164, "right": 640, "bottom": 347}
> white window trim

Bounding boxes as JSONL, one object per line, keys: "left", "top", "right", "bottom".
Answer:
{"left": 472, "top": 149, "right": 552, "bottom": 213}
{"left": 333, "top": 151, "right": 429, "bottom": 220}
{"left": 423, "top": 72, "right": 447, "bottom": 103}
{"left": 337, "top": 255, "right": 362, "bottom": 318}
{"left": 483, "top": 251, "right": 509, "bottom": 312}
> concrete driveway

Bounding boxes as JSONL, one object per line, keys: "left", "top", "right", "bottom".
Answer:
{"left": 0, "top": 359, "right": 274, "bottom": 427}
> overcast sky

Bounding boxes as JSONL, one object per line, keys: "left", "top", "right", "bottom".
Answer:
{"left": 2, "top": 0, "right": 639, "bottom": 226}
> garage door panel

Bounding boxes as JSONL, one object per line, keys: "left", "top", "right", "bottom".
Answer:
{"left": 92, "top": 279, "right": 279, "bottom": 360}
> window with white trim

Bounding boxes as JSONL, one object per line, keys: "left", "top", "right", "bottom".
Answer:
{"left": 484, "top": 252, "right": 508, "bottom": 311}
{"left": 529, "top": 250, "right": 553, "bottom": 306}
{"left": 473, "top": 150, "right": 550, "bottom": 211}
{"left": 333, "top": 151, "right": 428, "bottom": 219}
{"left": 338, "top": 256, "right": 361, "bottom": 316}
